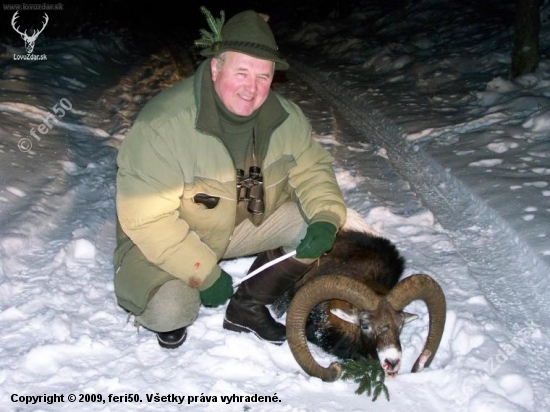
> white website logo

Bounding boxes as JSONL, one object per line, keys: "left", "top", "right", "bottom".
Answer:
{"left": 11, "top": 11, "right": 48, "bottom": 60}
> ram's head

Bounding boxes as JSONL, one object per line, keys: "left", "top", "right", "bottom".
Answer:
{"left": 286, "top": 274, "right": 446, "bottom": 381}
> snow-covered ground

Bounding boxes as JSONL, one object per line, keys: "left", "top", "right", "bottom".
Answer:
{"left": 1, "top": 0, "right": 549, "bottom": 411}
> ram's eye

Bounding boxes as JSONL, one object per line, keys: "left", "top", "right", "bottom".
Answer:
{"left": 360, "top": 323, "right": 370, "bottom": 330}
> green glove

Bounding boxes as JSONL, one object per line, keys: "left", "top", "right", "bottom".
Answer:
{"left": 199, "top": 270, "right": 234, "bottom": 307}
{"left": 295, "top": 222, "right": 337, "bottom": 259}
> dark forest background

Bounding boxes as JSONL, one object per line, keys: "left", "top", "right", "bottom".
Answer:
{"left": 0, "top": 0, "right": 546, "bottom": 79}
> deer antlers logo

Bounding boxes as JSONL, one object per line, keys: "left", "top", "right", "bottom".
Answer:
{"left": 11, "top": 11, "right": 49, "bottom": 54}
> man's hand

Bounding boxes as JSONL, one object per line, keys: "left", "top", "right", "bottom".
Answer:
{"left": 199, "top": 270, "right": 234, "bottom": 307}
{"left": 295, "top": 222, "right": 337, "bottom": 259}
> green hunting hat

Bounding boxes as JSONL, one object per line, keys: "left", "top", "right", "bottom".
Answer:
{"left": 198, "top": 10, "right": 289, "bottom": 70}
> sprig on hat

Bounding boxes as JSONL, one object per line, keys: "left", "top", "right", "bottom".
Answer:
{"left": 194, "top": 6, "right": 225, "bottom": 49}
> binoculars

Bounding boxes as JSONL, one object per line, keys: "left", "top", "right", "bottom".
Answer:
{"left": 237, "top": 166, "right": 265, "bottom": 215}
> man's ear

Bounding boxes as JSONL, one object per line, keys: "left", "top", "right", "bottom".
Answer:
{"left": 210, "top": 58, "right": 218, "bottom": 81}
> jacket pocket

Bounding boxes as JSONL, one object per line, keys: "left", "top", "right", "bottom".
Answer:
{"left": 263, "top": 154, "right": 297, "bottom": 215}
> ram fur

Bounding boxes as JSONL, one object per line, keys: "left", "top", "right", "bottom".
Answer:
{"left": 276, "top": 210, "right": 446, "bottom": 380}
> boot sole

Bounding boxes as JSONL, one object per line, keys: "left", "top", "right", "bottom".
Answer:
{"left": 223, "top": 318, "right": 285, "bottom": 346}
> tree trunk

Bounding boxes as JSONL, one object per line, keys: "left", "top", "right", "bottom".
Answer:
{"left": 512, "top": 0, "right": 541, "bottom": 78}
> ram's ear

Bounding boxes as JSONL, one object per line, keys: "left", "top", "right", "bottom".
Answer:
{"left": 330, "top": 308, "right": 359, "bottom": 325}
{"left": 403, "top": 312, "right": 419, "bottom": 324}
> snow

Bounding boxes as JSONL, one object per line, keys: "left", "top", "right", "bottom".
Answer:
{"left": 1, "top": 0, "right": 549, "bottom": 411}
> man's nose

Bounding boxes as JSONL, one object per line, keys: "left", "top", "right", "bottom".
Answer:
{"left": 244, "top": 76, "right": 258, "bottom": 92}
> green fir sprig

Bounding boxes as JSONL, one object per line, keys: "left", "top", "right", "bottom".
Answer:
{"left": 194, "top": 6, "right": 225, "bottom": 49}
{"left": 340, "top": 358, "right": 390, "bottom": 402}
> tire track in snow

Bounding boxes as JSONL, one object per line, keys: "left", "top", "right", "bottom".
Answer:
{"left": 291, "top": 62, "right": 549, "bottom": 326}
{"left": 290, "top": 61, "right": 550, "bottom": 410}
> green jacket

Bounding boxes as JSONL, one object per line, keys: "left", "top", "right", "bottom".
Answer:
{"left": 116, "top": 60, "right": 346, "bottom": 290}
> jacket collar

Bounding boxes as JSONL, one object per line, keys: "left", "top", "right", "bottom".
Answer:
{"left": 194, "top": 59, "right": 289, "bottom": 163}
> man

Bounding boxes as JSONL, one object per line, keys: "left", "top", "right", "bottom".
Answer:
{"left": 113, "top": 10, "right": 346, "bottom": 349}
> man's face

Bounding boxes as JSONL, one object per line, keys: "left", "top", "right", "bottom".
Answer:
{"left": 211, "top": 51, "right": 274, "bottom": 117}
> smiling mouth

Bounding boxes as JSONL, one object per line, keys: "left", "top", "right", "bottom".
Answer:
{"left": 238, "top": 93, "right": 254, "bottom": 102}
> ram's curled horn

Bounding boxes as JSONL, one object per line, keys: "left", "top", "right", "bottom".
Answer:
{"left": 385, "top": 274, "right": 447, "bottom": 372}
{"left": 286, "top": 275, "right": 382, "bottom": 382}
